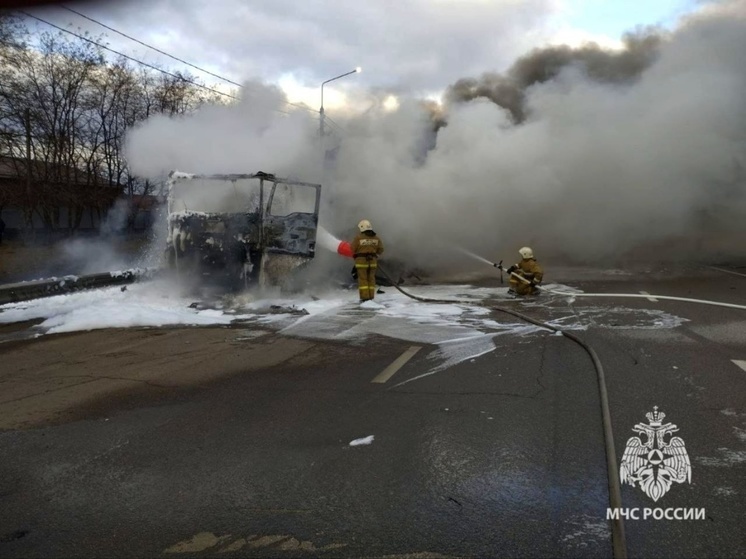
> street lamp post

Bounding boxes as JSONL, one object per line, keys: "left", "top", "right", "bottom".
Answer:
{"left": 320, "top": 67, "right": 361, "bottom": 137}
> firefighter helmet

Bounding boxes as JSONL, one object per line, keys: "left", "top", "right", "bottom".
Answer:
{"left": 519, "top": 246, "right": 534, "bottom": 259}
{"left": 358, "top": 219, "right": 373, "bottom": 233}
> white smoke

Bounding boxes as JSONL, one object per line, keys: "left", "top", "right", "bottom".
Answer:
{"left": 125, "top": 82, "right": 322, "bottom": 179}
{"left": 125, "top": 0, "right": 746, "bottom": 271}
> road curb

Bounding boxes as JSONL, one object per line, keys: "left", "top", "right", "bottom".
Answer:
{"left": 0, "top": 268, "right": 159, "bottom": 305}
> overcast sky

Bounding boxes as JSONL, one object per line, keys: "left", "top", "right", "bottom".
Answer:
{"left": 15, "top": 0, "right": 744, "bottom": 265}
{"left": 28, "top": 0, "right": 701, "bottom": 107}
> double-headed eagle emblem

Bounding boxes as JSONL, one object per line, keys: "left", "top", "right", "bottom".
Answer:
{"left": 620, "top": 407, "right": 691, "bottom": 501}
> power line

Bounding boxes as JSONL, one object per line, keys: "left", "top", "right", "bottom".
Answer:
{"left": 18, "top": 10, "right": 249, "bottom": 105}
{"left": 16, "top": 10, "right": 339, "bottom": 132}
{"left": 60, "top": 4, "right": 243, "bottom": 88}
{"left": 58, "top": 5, "right": 321, "bottom": 117}
{"left": 324, "top": 115, "right": 344, "bottom": 132}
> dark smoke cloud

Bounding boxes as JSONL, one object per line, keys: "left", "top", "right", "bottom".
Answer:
{"left": 127, "top": 0, "right": 746, "bottom": 273}
{"left": 445, "top": 29, "right": 663, "bottom": 123}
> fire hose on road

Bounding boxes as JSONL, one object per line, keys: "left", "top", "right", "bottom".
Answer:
{"left": 324, "top": 233, "right": 627, "bottom": 558}
{"left": 373, "top": 250, "right": 745, "bottom": 559}
{"left": 373, "top": 262, "right": 629, "bottom": 559}
{"left": 4, "top": 230, "right": 740, "bottom": 559}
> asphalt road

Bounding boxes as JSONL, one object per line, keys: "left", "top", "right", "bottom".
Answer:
{"left": 0, "top": 265, "right": 744, "bottom": 558}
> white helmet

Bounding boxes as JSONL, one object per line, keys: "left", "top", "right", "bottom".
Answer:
{"left": 519, "top": 246, "right": 534, "bottom": 259}
{"left": 358, "top": 219, "right": 373, "bottom": 233}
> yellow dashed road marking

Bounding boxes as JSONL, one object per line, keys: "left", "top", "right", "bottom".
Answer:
{"left": 372, "top": 346, "right": 422, "bottom": 384}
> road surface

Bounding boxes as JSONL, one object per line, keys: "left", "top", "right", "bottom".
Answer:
{"left": 0, "top": 264, "right": 744, "bottom": 558}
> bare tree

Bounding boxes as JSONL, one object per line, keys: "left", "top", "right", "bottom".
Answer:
{"left": 0, "top": 17, "right": 226, "bottom": 235}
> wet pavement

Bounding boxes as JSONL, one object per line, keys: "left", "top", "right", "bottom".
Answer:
{"left": 0, "top": 265, "right": 745, "bottom": 558}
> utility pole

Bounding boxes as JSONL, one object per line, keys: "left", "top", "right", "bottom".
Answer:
{"left": 24, "top": 107, "right": 33, "bottom": 237}
{"left": 319, "top": 67, "right": 361, "bottom": 139}
{"left": 24, "top": 108, "right": 31, "bottom": 196}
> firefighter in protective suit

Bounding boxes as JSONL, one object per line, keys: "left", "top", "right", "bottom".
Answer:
{"left": 507, "top": 247, "right": 543, "bottom": 296}
{"left": 351, "top": 219, "right": 384, "bottom": 302}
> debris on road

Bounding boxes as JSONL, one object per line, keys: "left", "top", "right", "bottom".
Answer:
{"left": 349, "top": 435, "right": 375, "bottom": 446}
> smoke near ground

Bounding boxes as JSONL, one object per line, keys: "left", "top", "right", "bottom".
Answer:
{"left": 125, "top": 0, "right": 746, "bottom": 274}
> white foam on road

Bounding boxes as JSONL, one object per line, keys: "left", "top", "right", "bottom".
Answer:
{"left": 732, "top": 360, "right": 746, "bottom": 373}
{"left": 394, "top": 333, "right": 499, "bottom": 387}
{"left": 0, "top": 281, "right": 689, "bottom": 373}
{"left": 275, "top": 288, "right": 501, "bottom": 373}
{"left": 696, "top": 449, "right": 746, "bottom": 467}
{"left": 349, "top": 435, "right": 374, "bottom": 446}
{"left": 0, "top": 281, "right": 249, "bottom": 334}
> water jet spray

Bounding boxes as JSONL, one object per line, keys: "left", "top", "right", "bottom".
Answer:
{"left": 317, "top": 226, "right": 353, "bottom": 258}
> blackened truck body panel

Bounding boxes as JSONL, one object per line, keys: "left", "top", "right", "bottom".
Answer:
{"left": 166, "top": 171, "right": 321, "bottom": 289}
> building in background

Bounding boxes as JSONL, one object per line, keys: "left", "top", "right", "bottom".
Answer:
{"left": 0, "top": 155, "right": 143, "bottom": 238}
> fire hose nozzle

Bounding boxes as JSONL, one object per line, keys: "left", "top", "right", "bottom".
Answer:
{"left": 337, "top": 240, "right": 353, "bottom": 258}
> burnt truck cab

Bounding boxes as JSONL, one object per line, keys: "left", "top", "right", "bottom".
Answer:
{"left": 165, "top": 171, "right": 321, "bottom": 290}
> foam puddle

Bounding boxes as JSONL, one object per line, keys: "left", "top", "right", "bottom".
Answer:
{"left": 0, "top": 281, "right": 688, "bottom": 373}
{"left": 0, "top": 280, "right": 252, "bottom": 334}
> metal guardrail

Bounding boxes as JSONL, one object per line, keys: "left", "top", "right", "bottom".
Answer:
{"left": 0, "top": 268, "right": 159, "bottom": 305}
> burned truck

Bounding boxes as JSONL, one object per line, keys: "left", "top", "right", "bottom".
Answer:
{"left": 165, "top": 171, "right": 321, "bottom": 291}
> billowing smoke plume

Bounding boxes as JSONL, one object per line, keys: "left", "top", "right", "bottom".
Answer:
{"left": 445, "top": 29, "right": 662, "bottom": 123}
{"left": 125, "top": 82, "right": 322, "bottom": 179}
{"left": 126, "top": 0, "right": 746, "bottom": 274}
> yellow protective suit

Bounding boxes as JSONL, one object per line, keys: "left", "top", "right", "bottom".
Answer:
{"left": 508, "top": 258, "right": 543, "bottom": 296}
{"left": 351, "top": 231, "right": 384, "bottom": 301}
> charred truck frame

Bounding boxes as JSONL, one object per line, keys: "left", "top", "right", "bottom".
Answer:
{"left": 165, "top": 171, "right": 321, "bottom": 291}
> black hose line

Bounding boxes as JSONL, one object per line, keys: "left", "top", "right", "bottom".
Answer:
{"left": 377, "top": 265, "right": 628, "bottom": 559}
